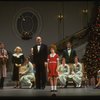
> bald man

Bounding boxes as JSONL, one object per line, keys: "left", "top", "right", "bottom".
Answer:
{"left": 32, "top": 36, "right": 48, "bottom": 89}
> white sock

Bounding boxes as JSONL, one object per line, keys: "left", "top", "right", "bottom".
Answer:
{"left": 54, "top": 86, "right": 57, "bottom": 90}
{"left": 51, "top": 86, "right": 53, "bottom": 90}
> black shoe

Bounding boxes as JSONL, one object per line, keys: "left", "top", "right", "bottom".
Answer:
{"left": 34, "top": 87, "right": 40, "bottom": 89}
{"left": 94, "top": 86, "right": 99, "bottom": 89}
{"left": 41, "top": 87, "right": 45, "bottom": 89}
{"left": 0, "top": 86, "right": 3, "bottom": 89}
{"left": 64, "top": 85, "right": 67, "bottom": 88}
{"left": 50, "top": 90, "right": 54, "bottom": 92}
{"left": 51, "top": 93, "right": 56, "bottom": 96}
{"left": 54, "top": 90, "right": 58, "bottom": 92}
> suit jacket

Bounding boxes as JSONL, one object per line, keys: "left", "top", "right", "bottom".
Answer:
{"left": 33, "top": 43, "right": 48, "bottom": 70}
{"left": 62, "top": 48, "right": 77, "bottom": 64}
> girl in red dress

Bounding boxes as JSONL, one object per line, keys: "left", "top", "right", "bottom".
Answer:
{"left": 47, "top": 44, "right": 59, "bottom": 92}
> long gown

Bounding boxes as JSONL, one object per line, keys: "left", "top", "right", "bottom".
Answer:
{"left": 12, "top": 53, "right": 24, "bottom": 81}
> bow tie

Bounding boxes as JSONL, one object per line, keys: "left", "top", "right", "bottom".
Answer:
{"left": 37, "top": 44, "right": 41, "bottom": 46}
{"left": 67, "top": 48, "right": 71, "bottom": 50}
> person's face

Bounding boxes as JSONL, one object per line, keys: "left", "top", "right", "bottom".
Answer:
{"left": 36, "top": 37, "right": 42, "bottom": 44}
{"left": 62, "top": 58, "right": 66, "bottom": 64}
{"left": 0, "top": 43, "right": 4, "bottom": 49}
{"left": 0, "top": 44, "right": 2, "bottom": 49}
{"left": 74, "top": 57, "right": 78, "bottom": 63}
{"left": 16, "top": 48, "right": 21, "bottom": 53}
{"left": 1, "top": 43, "right": 4, "bottom": 48}
{"left": 24, "top": 58, "right": 29, "bottom": 65}
{"left": 50, "top": 48, "right": 55, "bottom": 53}
{"left": 67, "top": 42, "right": 71, "bottom": 48}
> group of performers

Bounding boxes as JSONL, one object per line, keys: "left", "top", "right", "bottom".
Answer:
{"left": 0, "top": 36, "right": 100, "bottom": 91}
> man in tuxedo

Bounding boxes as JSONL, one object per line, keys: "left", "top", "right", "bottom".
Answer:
{"left": 33, "top": 36, "right": 48, "bottom": 89}
{"left": 62, "top": 41, "right": 77, "bottom": 88}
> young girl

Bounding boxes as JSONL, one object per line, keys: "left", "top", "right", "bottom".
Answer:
{"left": 47, "top": 44, "right": 59, "bottom": 92}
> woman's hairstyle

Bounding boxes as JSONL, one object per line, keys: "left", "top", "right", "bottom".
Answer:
{"left": 22, "top": 57, "right": 29, "bottom": 65}
{"left": 49, "top": 44, "right": 57, "bottom": 52}
{"left": 14, "top": 46, "right": 22, "bottom": 53}
{"left": 61, "top": 57, "right": 66, "bottom": 63}
{"left": 74, "top": 56, "right": 80, "bottom": 62}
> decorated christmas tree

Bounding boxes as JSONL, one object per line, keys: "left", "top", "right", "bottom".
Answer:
{"left": 83, "top": 5, "right": 100, "bottom": 80}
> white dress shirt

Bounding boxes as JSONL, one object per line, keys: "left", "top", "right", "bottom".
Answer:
{"left": 37, "top": 45, "right": 41, "bottom": 52}
{"left": 68, "top": 48, "right": 71, "bottom": 56}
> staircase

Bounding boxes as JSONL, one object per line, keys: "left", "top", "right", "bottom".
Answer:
{"left": 56, "top": 26, "right": 90, "bottom": 60}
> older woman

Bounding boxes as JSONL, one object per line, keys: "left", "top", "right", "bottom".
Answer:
{"left": 70, "top": 56, "right": 83, "bottom": 87}
{"left": 58, "top": 58, "right": 70, "bottom": 88}
{"left": 12, "top": 46, "right": 25, "bottom": 88}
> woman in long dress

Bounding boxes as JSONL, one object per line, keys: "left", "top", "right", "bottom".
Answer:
{"left": 71, "top": 56, "right": 83, "bottom": 87}
{"left": 58, "top": 58, "right": 70, "bottom": 88}
{"left": 12, "top": 46, "right": 25, "bottom": 88}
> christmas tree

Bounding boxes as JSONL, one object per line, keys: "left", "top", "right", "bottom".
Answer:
{"left": 83, "top": 5, "right": 100, "bottom": 80}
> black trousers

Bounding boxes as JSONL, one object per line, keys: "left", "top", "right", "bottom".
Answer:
{"left": 0, "top": 77, "right": 5, "bottom": 88}
{"left": 35, "top": 67, "right": 46, "bottom": 89}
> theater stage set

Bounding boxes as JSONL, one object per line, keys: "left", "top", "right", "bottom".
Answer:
{"left": 0, "top": 85, "right": 100, "bottom": 97}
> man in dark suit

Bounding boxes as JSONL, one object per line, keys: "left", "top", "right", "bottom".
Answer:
{"left": 33, "top": 36, "right": 48, "bottom": 89}
{"left": 62, "top": 41, "right": 77, "bottom": 88}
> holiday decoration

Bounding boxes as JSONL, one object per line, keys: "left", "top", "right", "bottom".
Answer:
{"left": 83, "top": 6, "right": 100, "bottom": 79}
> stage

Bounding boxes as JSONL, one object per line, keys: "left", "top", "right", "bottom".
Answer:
{"left": 0, "top": 86, "right": 100, "bottom": 97}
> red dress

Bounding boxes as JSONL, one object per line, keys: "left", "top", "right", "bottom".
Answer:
{"left": 48, "top": 53, "right": 59, "bottom": 77}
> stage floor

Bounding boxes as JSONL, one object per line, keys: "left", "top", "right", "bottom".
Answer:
{"left": 0, "top": 86, "right": 100, "bottom": 97}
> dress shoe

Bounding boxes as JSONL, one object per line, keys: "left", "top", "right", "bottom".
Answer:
{"left": 51, "top": 93, "right": 56, "bottom": 96}
{"left": 64, "top": 85, "right": 67, "bottom": 88}
{"left": 34, "top": 87, "right": 41, "bottom": 89}
{"left": 54, "top": 90, "right": 58, "bottom": 92}
{"left": 0, "top": 87, "right": 3, "bottom": 89}
{"left": 50, "top": 90, "right": 54, "bottom": 92}
{"left": 41, "top": 87, "right": 45, "bottom": 89}
{"left": 94, "top": 86, "right": 100, "bottom": 89}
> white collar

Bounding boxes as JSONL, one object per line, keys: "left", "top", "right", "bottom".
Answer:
{"left": 50, "top": 53, "right": 56, "bottom": 57}
{"left": 68, "top": 48, "right": 71, "bottom": 50}
{"left": 13, "top": 53, "right": 23, "bottom": 58}
{"left": 74, "top": 62, "right": 80, "bottom": 66}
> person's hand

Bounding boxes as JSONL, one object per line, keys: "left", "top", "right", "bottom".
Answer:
{"left": 18, "top": 64, "right": 21, "bottom": 67}
{"left": 15, "top": 63, "right": 18, "bottom": 66}
{"left": 19, "top": 72, "right": 22, "bottom": 75}
{"left": 44, "top": 62, "right": 48, "bottom": 67}
{"left": 71, "top": 71, "right": 75, "bottom": 75}
{"left": 56, "top": 68, "right": 58, "bottom": 72}
{"left": 48, "top": 76, "right": 50, "bottom": 80}
{"left": 58, "top": 72, "right": 62, "bottom": 75}
{"left": 33, "top": 64, "right": 36, "bottom": 67}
